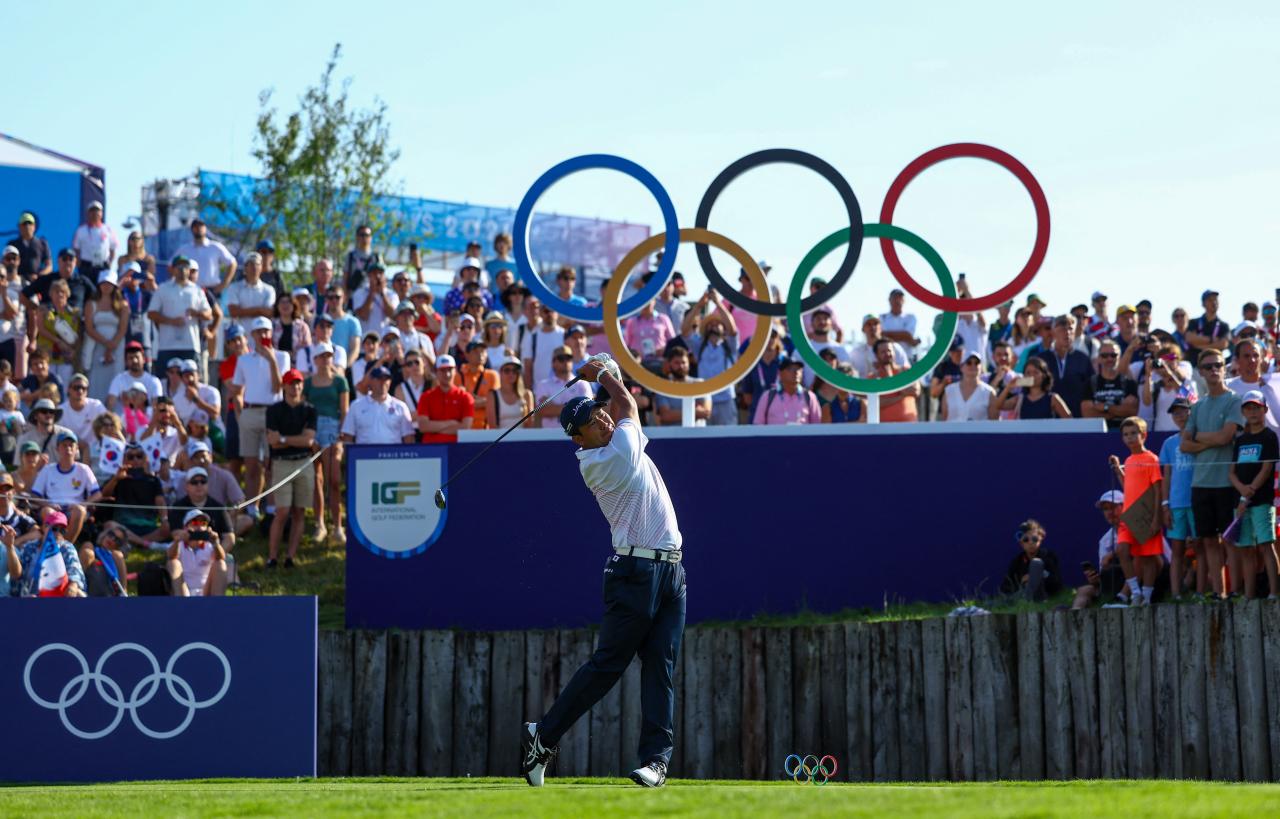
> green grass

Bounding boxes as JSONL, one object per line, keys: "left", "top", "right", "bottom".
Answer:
{"left": 1, "top": 778, "right": 1277, "bottom": 818}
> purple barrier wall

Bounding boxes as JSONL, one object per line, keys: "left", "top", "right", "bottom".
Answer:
{"left": 347, "top": 422, "right": 1155, "bottom": 630}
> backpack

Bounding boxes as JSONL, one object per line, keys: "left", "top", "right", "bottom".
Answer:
{"left": 136, "top": 561, "right": 172, "bottom": 596}
{"left": 691, "top": 334, "right": 734, "bottom": 378}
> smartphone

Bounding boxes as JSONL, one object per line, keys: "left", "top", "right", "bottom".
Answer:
{"left": 1015, "top": 376, "right": 1035, "bottom": 388}
{"left": 189, "top": 530, "right": 214, "bottom": 543}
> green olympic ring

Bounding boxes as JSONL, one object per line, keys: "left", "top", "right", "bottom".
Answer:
{"left": 787, "top": 223, "right": 958, "bottom": 395}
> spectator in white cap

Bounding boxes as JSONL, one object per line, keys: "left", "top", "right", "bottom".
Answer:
{"left": 59, "top": 373, "right": 105, "bottom": 448}
{"left": 107, "top": 341, "right": 162, "bottom": 413}
{"left": 848, "top": 314, "right": 908, "bottom": 378}
{"left": 185, "top": 442, "right": 253, "bottom": 537}
{"left": 1226, "top": 338, "right": 1279, "bottom": 433}
{"left": 304, "top": 343, "right": 349, "bottom": 544}
{"left": 178, "top": 409, "right": 214, "bottom": 468}
{"left": 174, "top": 217, "right": 237, "bottom": 294}
{"left": 273, "top": 290, "right": 312, "bottom": 362}
{"left": 1072, "top": 489, "right": 1128, "bottom": 609}
{"left": 941, "top": 351, "right": 997, "bottom": 422}
{"left": 120, "top": 380, "right": 153, "bottom": 438}
{"left": 168, "top": 467, "right": 236, "bottom": 554}
{"left": 445, "top": 258, "right": 490, "bottom": 314}
{"left": 147, "top": 255, "right": 211, "bottom": 377}
{"left": 297, "top": 315, "right": 349, "bottom": 375}
{"left": 230, "top": 315, "right": 288, "bottom": 518}
{"left": 292, "top": 286, "right": 316, "bottom": 325}
{"left": 800, "top": 306, "right": 850, "bottom": 388}
{"left": 438, "top": 312, "right": 479, "bottom": 363}
{"left": 71, "top": 200, "right": 117, "bottom": 279}
{"left": 353, "top": 261, "right": 398, "bottom": 331}
{"left": 1228, "top": 389, "right": 1279, "bottom": 599}
{"left": 226, "top": 251, "right": 277, "bottom": 336}
{"left": 82, "top": 267, "right": 130, "bottom": 402}
{"left": 417, "top": 355, "right": 478, "bottom": 441}
{"left": 393, "top": 302, "right": 432, "bottom": 357}
{"left": 880, "top": 288, "right": 919, "bottom": 360}
{"left": 161, "top": 356, "right": 185, "bottom": 400}
{"left": 341, "top": 364, "right": 416, "bottom": 445}
{"left": 167, "top": 508, "right": 229, "bottom": 596}
{"left": 173, "top": 358, "right": 221, "bottom": 428}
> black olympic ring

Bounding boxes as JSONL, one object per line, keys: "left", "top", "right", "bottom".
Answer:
{"left": 783, "top": 752, "right": 839, "bottom": 784}
{"left": 694, "top": 148, "right": 864, "bottom": 317}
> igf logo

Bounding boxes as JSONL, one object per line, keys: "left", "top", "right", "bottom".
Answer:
{"left": 372, "top": 481, "right": 421, "bottom": 504}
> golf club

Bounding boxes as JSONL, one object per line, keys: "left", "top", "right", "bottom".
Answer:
{"left": 433, "top": 354, "right": 617, "bottom": 510}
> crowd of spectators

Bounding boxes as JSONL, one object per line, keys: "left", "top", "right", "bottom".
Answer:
{"left": 2, "top": 205, "right": 1277, "bottom": 603}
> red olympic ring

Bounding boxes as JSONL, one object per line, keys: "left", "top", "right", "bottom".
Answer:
{"left": 879, "top": 142, "right": 1050, "bottom": 312}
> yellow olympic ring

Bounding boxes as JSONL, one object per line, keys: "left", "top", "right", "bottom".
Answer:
{"left": 601, "top": 228, "right": 771, "bottom": 399}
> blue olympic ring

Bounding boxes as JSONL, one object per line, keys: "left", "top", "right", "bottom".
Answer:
{"left": 783, "top": 753, "right": 838, "bottom": 784}
{"left": 512, "top": 153, "right": 681, "bottom": 323}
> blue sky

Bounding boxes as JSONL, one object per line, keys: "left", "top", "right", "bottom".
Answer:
{"left": 9, "top": 1, "right": 1279, "bottom": 338}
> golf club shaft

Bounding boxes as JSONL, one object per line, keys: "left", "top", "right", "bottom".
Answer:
{"left": 438, "top": 376, "right": 583, "bottom": 493}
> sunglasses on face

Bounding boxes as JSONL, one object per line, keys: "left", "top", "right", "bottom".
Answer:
{"left": 1099, "top": 353, "right": 1118, "bottom": 359}
{"left": 325, "top": 294, "right": 341, "bottom": 301}
{"left": 70, "top": 384, "right": 86, "bottom": 392}
{"left": 1200, "top": 362, "right": 1224, "bottom": 371}
{"left": 188, "top": 478, "right": 207, "bottom": 485}
{"left": 1021, "top": 535, "right": 1042, "bottom": 544}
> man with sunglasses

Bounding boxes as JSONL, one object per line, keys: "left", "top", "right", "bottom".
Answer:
{"left": 226, "top": 252, "right": 276, "bottom": 336}
{"left": 166, "top": 508, "right": 229, "bottom": 597}
{"left": 343, "top": 225, "right": 382, "bottom": 296}
{"left": 1082, "top": 339, "right": 1138, "bottom": 430}
{"left": 230, "top": 316, "right": 288, "bottom": 520}
{"left": 17, "top": 398, "right": 74, "bottom": 461}
{"left": 98, "top": 442, "right": 169, "bottom": 549}
{"left": 1000, "top": 519, "right": 1063, "bottom": 601}
{"left": 1182, "top": 349, "right": 1245, "bottom": 598}
{"left": 59, "top": 373, "right": 106, "bottom": 450}
{"left": 322, "top": 286, "right": 361, "bottom": 361}
{"left": 1227, "top": 339, "right": 1280, "bottom": 432}
{"left": 1185, "top": 289, "right": 1230, "bottom": 368}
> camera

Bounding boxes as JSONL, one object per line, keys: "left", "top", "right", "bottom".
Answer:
{"left": 188, "top": 530, "right": 214, "bottom": 544}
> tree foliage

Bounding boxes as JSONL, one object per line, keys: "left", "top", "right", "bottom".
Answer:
{"left": 244, "top": 44, "right": 401, "bottom": 284}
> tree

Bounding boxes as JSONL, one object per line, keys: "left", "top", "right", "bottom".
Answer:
{"left": 224, "top": 43, "right": 402, "bottom": 287}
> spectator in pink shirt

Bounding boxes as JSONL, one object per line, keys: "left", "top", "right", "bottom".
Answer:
{"left": 623, "top": 300, "right": 676, "bottom": 364}
{"left": 753, "top": 358, "right": 821, "bottom": 425}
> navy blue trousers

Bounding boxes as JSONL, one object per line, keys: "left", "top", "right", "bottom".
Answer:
{"left": 539, "top": 553, "right": 686, "bottom": 766}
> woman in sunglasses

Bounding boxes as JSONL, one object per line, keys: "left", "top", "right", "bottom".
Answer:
{"left": 1000, "top": 519, "right": 1063, "bottom": 601}
{"left": 98, "top": 443, "right": 170, "bottom": 549}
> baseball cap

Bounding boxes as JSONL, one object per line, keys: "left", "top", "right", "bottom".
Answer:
{"left": 31, "top": 398, "right": 59, "bottom": 416}
{"left": 97, "top": 269, "right": 118, "bottom": 287}
{"left": 281, "top": 368, "right": 304, "bottom": 384}
{"left": 185, "top": 466, "right": 209, "bottom": 481}
{"left": 18, "top": 213, "right": 35, "bottom": 225}
{"left": 1, "top": 245, "right": 18, "bottom": 258}
{"left": 166, "top": 357, "right": 183, "bottom": 370}
{"left": 395, "top": 302, "right": 416, "bottom": 316}
{"left": 410, "top": 283, "right": 432, "bottom": 298}
{"left": 778, "top": 356, "right": 805, "bottom": 370}
{"left": 224, "top": 323, "right": 245, "bottom": 340}
{"left": 122, "top": 261, "right": 142, "bottom": 276}
{"left": 247, "top": 316, "right": 272, "bottom": 333}
{"left": 69, "top": 373, "right": 89, "bottom": 387}
{"left": 170, "top": 254, "right": 190, "bottom": 269}
{"left": 963, "top": 352, "right": 982, "bottom": 364}
{"left": 1167, "top": 397, "right": 1192, "bottom": 414}
{"left": 188, "top": 409, "right": 210, "bottom": 425}
{"left": 465, "top": 340, "right": 485, "bottom": 353}
{"left": 560, "top": 396, "right": 606, "bottom": 437}
{"left": 1026, "top": 293, "right": 1046, "bottom": 306}
{"left": 949, "top": 336, "right": 965, "bottom": 350}
{"left": 368, "top": 365, "right": 393, "bottom": 379}
{"left": 291, "top": 286, "right": 313, "bottom": 299}
{"left": 1116, "top": 304, "right": 1137, "bottom": 317}
{"left": 180, "top": 359, "right": 198, "bottom": 374}
{"left": 1242, "top": 389, "right": 1267, "bottom": 408}
{"left": 1264, "top": 302, "right": 1278, "bottom": 314}
{"left": 19, "top": 441, "right": 40, "bottom": 455}
{"left": 1091, "top": 291, "right": 1107, "bottom": 302}
{"left": 458, "top": 314, "right": 476, "bottom": 326}
{"left": 434, "top": 355, "right": 457, "bottom": 370}
{"left": 1202, "top": 289, "right": 1219, "bottom": 302}
{"left": 500, "top": 356, "right": 522, "bottom": 369}
{"left": 87, "top": 201, "right": 103, "bottom": 211}
{"left": 551, "top": 345, "right": 573, "bottom": 360}
{"left": 56, "top": 430, "right": 77, "bottom": 446}
{"left": 58, "top": 247, "right": 76, "bottom": 260}
{"left": 862, "top": 314, "right": 880, "bottom": 325}
{"left": 315, "top": 312, "right": 335, "bottom": 325}
{"left": 127, "top": 380, "right": 147, "bottom": 394}
{"left": 1095, "top": 490, "right": 1124, "bottom": 507}
{"left": 256, "top": 239, "right": 275, "bottom": 252}
{"left": 382, "top": 326, "right": 402, "bottom": 339}
{"left": 45, "top": 510, "right": 68, "bottom": 529}
{"left": 125, "top": 340, "right": 146, "bottom": 353}
{"left": 188, "top": 259, "right": 201, "bottom": 273}
{"left": 187, "top": 440, "right": 212, "bottom": 457}
{"left": 811, "top": 305, "right": 832, "bottom": 318}
{"left": 311, "top": 341, "right": 334, "bottom": 358}
{"left": 461, "top": 257, "right": 483, "bottom": 271}
{"left": 0, "top": 472, "right": 13, "bottom": 489}
{"left": 566, "top": 324, "right": 586, "bottom": 337}
{"left": 183, "top": 508, "right": 211, "bottom": 526}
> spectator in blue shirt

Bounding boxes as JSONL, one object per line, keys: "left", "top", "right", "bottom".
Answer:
{"left": 1159, "top": 397, "right": 1198, "bottom": 598}
{"left": 7, "top": 511, "right": 85, "bottom": 597}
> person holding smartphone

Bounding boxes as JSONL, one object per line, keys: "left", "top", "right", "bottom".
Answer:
{"left": 166, "top": 508, "right": 228, "bottom": 596}
{"left": 988, "top": 356, "right": 1071, "bottom": 420}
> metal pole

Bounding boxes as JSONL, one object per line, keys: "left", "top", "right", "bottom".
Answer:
{"left": 865, "top": 393, "right": 880, "bottom": 424}
{"left": 681, "top": 396, "right": 696, "bottom": 427}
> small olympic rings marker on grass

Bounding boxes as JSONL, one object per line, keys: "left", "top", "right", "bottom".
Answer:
{"left": 784, "top": 753, "right": 838, "bottom": 784}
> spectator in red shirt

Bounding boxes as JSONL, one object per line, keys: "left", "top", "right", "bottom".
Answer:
{"left": 417, "top": 355, "right": 474, "bottom": 443}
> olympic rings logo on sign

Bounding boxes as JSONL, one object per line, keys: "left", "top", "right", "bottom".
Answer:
{"left": 23, "top": 642, "right": 232, "bottom": 740}
{"left": 514, "top": 145, "right": 1049, "bottom": 398}
{"left": 784, "top": 753, "right": 839, "bottom": 784}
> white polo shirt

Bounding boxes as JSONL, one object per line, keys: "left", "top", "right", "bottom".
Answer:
{"left": 108, "top": 370, "right": 164, "bottom": 406}
{"left": 880, "top": 311, "right": 918, "bottom": 359}
{"left": 72, "top": 224, "right": 117, "bottom": 267}
{"left": 225, "top": 278, "right": 277, "bottom": 333}
{"left": 352, "top": 287, "right": 399, "bottom": 331}
{"left": 176, "top": 240, "right": 236, "bottom": 289}
{"left": 177, "top": 541, "right": 215, "bottom": 595}
{"left": 340, "top": 393, "right": 415, "bottom": 443}
{"left": 577, "top": 418, "right": 681, "bottom": 552}
{"left": 173, "top": 383, "right": 222, "bottom": 423}
{"left": 150, "top": 279, "right": 209, "bottom": 352}
{"left": 232, "top": 349, "right": 290, "bottom": 406}
{"left": 59, "top": 397, "right": 107, "bottom": 441}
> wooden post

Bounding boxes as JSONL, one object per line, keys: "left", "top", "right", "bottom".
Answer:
{"left": 971, "top": 615, "right": 1019, "bottom": 780}
{"left": 620, "top": 657, "right": 643, "bottom": 774}
{"left": 869, "top": 622, "right": 901, "bottom": 781}
{"left": 1177, "top": 606, "right": 1209, "bottom": 779}
{"left": 1261, "top": 600, "right": 1280, "bottom": 782}
{"left": 1063, "top": 610, "right": 1099, "bottom": 779}
{"left": 523, "top": 631, "right": 546, "bottom": 727}
{"left": 556, "top": 629, "right": 592, "bottom": 777}
{"left": 488, "top": 632, "right": 526, "bottom": 777}
{"left": 944, "top": 616, "right": 974, "bottom": 782}
{"left": 844, "top": 622, "right": 873, "bottom": 782}
{"left": 351, "top": 631, "right": 388, "bottom": 776}
{"left": 420, "top": 630, "right": 455, "bottom": 776}
{"left": 384, "top": 631, "right": 422, "bottom": 776}
{"left": 765, "top": 626, "right": 794, "bottom": 779}
{"left": 819, "top": 624, "right": 848, "bottom": 778}
{"left": 453, "top": 631, "right": 492, "bottom": 776}
{"left": 1204, "top": 604, "right": 1242, "bottom": 780}
{"left": 1232, "top": 600, "right": 1271, "bottom": 781}
{"left": 741, "top": 628, "right": 768, "bottom": 780}
{"left": 587, "top": 654, "right": 623, "bottom": 777}
{"left": 712, "top": 629, "right": 743, "bottom": 779}
{"left": 920, "top": 618, "right": 949, "bottom": 781}
{"left": 1096, "top": 608, "right": 1128, "bottom": 778}
{"left": 1015, "top": 611, "right": 1044, "bottom": 780}
{"left": 892, "top": 621, "right": 925, "bottom": 781}
{"left": 1121, "top": 607, "right": 1155, "bottom": 778}
{"left": 683, "top": 628, "right": 715, "bottom": 779}
{"left": 792, "top": 626, "right": 822, "bottom": 764}
{"left": 1152, "top": 604, "right": 1182, "bottom": 779}
{"left": 318, "top": 630, "right": 353, "bottom": 776}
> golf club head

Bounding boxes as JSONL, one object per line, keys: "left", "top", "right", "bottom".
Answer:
{"left": 433, "top": 489, "right": 447, "bottom": 510}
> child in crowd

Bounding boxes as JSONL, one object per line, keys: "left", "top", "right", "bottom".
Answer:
{"left": 0, "top": 359, "right": 19, "bottom": 402}
{"left": 1228, "top": 390, "right": 1279, "bottom": 599}
{"left": 1108, "top": 416, "right": 1163, "bottom": 605}
{"left": 0, "top": 389, "right": 25, "bottom": 466}
{"left": 1159, "top": 398, "right": 1201, "bottom": 598}
{"left": 122, "top": 383, "right": 152, "bottom": 438}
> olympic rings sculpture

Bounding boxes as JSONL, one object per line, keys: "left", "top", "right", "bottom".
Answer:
{"left": 514, "top": 144, "right": 1049, "bottom": 398}
{"left": 24, "top": 641, "right": 232, "bottom": 740}
{"left": 784, "top": 753, "right": 839, "bottom": 784}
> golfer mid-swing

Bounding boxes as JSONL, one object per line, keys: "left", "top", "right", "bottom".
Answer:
{"left": 523, "top": 356, "right": 686, "bottom": 788}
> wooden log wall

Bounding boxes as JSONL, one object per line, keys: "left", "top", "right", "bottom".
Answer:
{"left": 316, "top": 601, "right": 1280, "bottom": 781}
